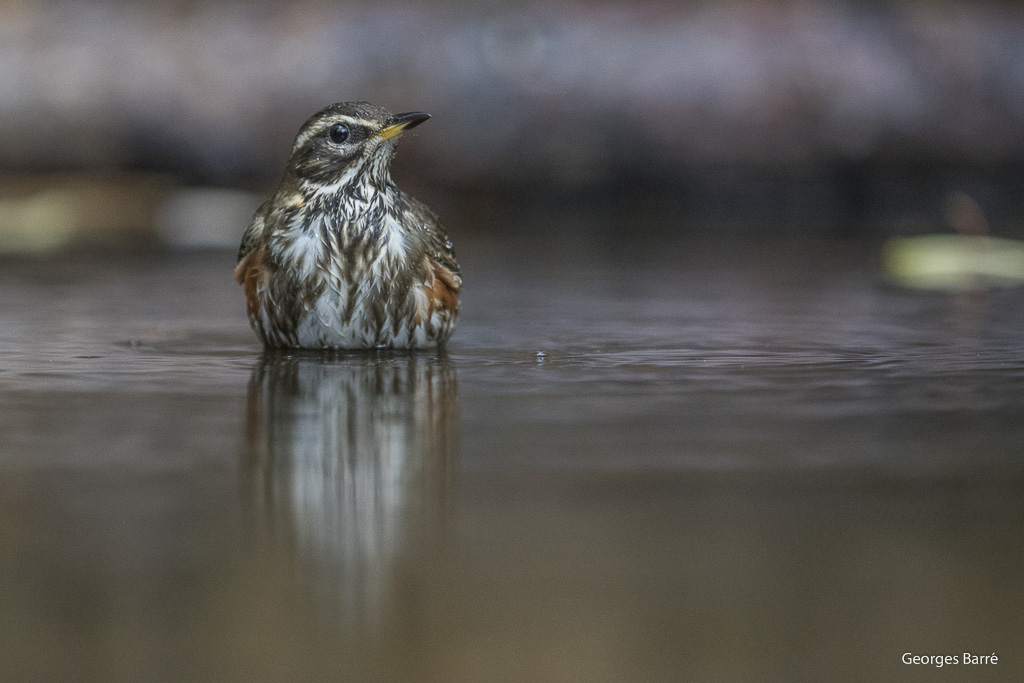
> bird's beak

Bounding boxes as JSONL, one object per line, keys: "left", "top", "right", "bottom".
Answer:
{"left": 377, "top": 111, "right": 431, "bottom": 141}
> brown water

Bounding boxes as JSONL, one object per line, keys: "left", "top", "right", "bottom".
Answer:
{"left": 0, "top": 241, "right": 1022, "bottom": 682}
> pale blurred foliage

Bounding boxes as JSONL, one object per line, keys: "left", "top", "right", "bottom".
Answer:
{"left": 0, "top": 174, "right": 170, "bottom": 251}
{"left": 885, "top": 234, "right": 1024, "bottom": 290}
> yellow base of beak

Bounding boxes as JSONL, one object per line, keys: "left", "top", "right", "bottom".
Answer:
{"left": 377, "top": 112, "right": 431, "bottom": 141}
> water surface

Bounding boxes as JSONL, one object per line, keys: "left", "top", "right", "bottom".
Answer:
{"left": 0, "top": 242, "right": 1021, "bottom": 682}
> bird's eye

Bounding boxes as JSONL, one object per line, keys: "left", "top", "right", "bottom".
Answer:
{"left": 328, "top": 123, "right": 350, "bottom": 144}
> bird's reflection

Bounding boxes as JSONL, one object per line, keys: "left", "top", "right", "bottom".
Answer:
{"left": 242, "top": 352, "right": 458, "bottom": 628}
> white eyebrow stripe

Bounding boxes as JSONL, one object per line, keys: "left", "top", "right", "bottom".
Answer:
{"left": 293, "top": 130, "right": 316, "bottom": 151}
{"left": 337, "top": 117, "right": 379, "bottom": 128}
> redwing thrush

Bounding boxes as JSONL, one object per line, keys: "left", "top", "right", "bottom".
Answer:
{"left": 235, "top": 102, "right": 461, "bottom": 349}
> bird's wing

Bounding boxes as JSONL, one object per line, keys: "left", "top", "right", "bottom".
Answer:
{"left": 422, "top": 253, "right": 461, "bottom": 321}
{"left": 404, "top": 193, "right": 460, "bottom": 276}
{"left": 236, "top": 200, "right": 271, "bottom": 266}
{"left": 402, "top": 193, "right": 462, "bottom": 321}
{"left": 424, "top": 225, "right": 460, "bottom": 286}
{"left": 235, "top": 201, "right": 271, "bottom": 288}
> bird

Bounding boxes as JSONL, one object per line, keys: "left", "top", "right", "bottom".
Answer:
{"left": 235, "top": 101, "right": 461, "bottom": 349}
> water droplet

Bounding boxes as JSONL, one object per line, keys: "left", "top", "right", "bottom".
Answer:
{"left": 534, "top": 351, "right": 547, "bottom": 362}
{"left": 445, "top": 239, "right": 453, "bottom": 250}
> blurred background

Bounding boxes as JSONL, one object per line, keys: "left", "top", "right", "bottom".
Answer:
{"left": 4, "top": 0, "right": 1024, "bottom": 251}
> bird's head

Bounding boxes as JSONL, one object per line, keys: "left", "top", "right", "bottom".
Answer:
{"left": 283, "top": 101, "right": 430, "bottom": 191}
